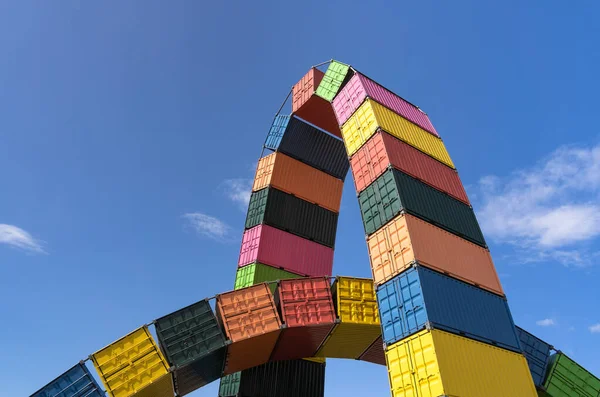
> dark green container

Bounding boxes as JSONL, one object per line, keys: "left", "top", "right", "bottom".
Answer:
{"left": 315, "top": 61, "right": 351, "bottom": 102}
{"left": 155, "top": 299, "right": 227, "bottom": 396}
{"left": 219, "top": 372, "right": 241, "bottom": 397}
{"left": 245, "top": 187, "right": 338, "bottom": 248}
{"left": 358, "top": 168, "right": 486, "bottom": 247}
{"left": 543, "top": 353, "right": 600, "bottom": 397}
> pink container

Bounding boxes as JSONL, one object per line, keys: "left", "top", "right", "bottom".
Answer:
{"left": 238, "top": 225, "right": 334, "bottom": 277}
{"left": 332, "top": 73, "right": 439, "bottom": 137}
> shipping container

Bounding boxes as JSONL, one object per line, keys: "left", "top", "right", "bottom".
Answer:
{"left": 91, "top": 326, "right": 173, "bottom": 397}
{"left": 155, "top": 299, "right": 227, "bottom": 396}
{"left": 253, "top": 152, "right": 343, "bottom": 212}
{"left": 234, "top": 262, "right": 301, "bottom": 292}
{"left": 386, "top": 329, "right": 537, "bottom": 397}
{"left": 292, "top": 68, "right": 341, "bottom": 137}
{"left": 245, "top": 187, "right": 338, "bottom": 248}
{"left": 359, "top": 335, "right": 386, "bottom": 366}
{"left": 367, "top": 213, "right": 501, "bottom": 294}
{"left": 333, "top": 73, "right": 438, "bottom": 136}
{"left": 315, "top": 61, "right": 351, "bottom": 102}
{"left": 315, "top": 277, "right": 381, "bottom": 359}
{"left": 271, "top": 277, "right": 336, "bottom": 361}
{"left": 238, "top": 225, "right": 334, "bottom": 276}
{"left": 219, "top": 372, "right": 241, "bottom": 397}
{"left": 377, "top": 266, "right": 519, "bottom": 351}
{"left": 359, "top": 168, "right": 486, "bottom": 246}
{"left": 341, "top": 99, "right": 453, "bottom": 167}
{"left": 516, "top": 326, "right": 553, "bottom": 388}
{"left": 264, "top": 115, "right": 349, "bottom": 180}
{"left": 543, "top": 353, "right": 600, "bottom": 397}
{"left": 31, "top": 363, "right": 104, "bottom": 397}
{"left": 237, "top": 360, "right": 326, "bottom": 397}
{"left": 350, "top": 131, "right": 469, "bottom": 204}
{"left": 216, "top": 284, "right": 282, "bottom": 374}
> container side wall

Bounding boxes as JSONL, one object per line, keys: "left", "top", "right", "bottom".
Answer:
{"left": 515, "top": 326, "right": 552, "bottom": 387}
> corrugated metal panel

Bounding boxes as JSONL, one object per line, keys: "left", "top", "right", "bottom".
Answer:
{"left": 358, "top": 335, "right": 386, "bottom": 366}
{"left": 218, "top": 372, "right": 241, "bottom": 397}
{"left": 238, "top": 360, "right": 326, "bottom": 397}
{"left": 378, "top": 266, "right": 520, "bottom": 351}
{"left": 238, "top": 225, "right": 334, "bottom": 277}
{"left": 333, "top": 73, "right": 438, "bottom": 136}
{"left": 31, "top": 363, "right": 105, "bottom": 397}
{"left": 515, "top": 326, "right": 553, "bottom": 387}
{"left": 292, "top": 68, "right": 341, "bottom": 137}
{"left": 276, "top": 116, "right": 349, "bottom": 180}
{"left": 253, "top": 152, "right": 343, "bottom": 212}
{"left": 359, "top": 169, "right": 486, "bottom": 246}
{"left": 91, "top": 327, "right": 173, "bottom": 397}
{"left": 234, "top": 263, "right": 300, "bottom": 292}
{"left": 350, "top": 131, "right": 469, "bottom": 204}
{"left": 245, "top": 187, "right": 338, "bottom": 248}
{"left": 154, "top": 300, "right": 227, "bottom": 395}
{"left": 315, "top": 61, "right": 350, "bottom": 102}
{"left": 544, "top": 353, "right": 600, "bottom": 397}
{"left": 271, "top": 277, "right": 337, "bottom": 361}
{"left": 367, "top": 213, "right": 501, "bottom": 295}
{"left": 386, "top": 329, "right": 537, "bottom": 397}
{"left": 341, "top": 99, "right": 454, "bottom": 167}
{"left": 264, "top": 114, "right": 290, "bottom": 150}
{"left": 315, "top": 277, "right": 380, "bottom": 359}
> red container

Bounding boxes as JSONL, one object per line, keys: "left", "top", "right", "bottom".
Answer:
{"left": 238, "top": 225, "right": 334, "bottom": 277}
{"left": 292, "top": 68, "right": 341, "bottom": 138}
{"left": 358, "top": 335, "right": 385, "bottom": 366}
{"left": 271, "top": 278, "right": 336, "bottom": 361}
{"left": 350, "top": 131, "right": 470, "bottom": 204}
{"left": 332, "top": 73, "right": 439, "bottom": 137}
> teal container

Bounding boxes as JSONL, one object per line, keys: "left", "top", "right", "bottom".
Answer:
{"left": 219, "top": 372, "right": 241, "bottom": 397}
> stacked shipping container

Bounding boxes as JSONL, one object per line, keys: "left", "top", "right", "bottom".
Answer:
{"left": 331, "top": 66, "right": 538, "bottom": 396}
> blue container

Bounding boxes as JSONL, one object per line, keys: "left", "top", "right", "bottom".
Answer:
{"left": 377, "top": 265, "right": 521, "bottom": 352}
{"left": 515, "top": 326, "right": 553, "bottom": 387}
{"left": 31, "top": 363, "right": 104, "bottom": 397}
{"left": 263, "top": 115, "right": 348, "bottom": 180}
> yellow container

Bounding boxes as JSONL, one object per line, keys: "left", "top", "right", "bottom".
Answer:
{"left": 315, "top": 277, "right": 380, "bottom": 359}
{"left": 341, "top": 99, "right": 455, "bottom": 168}
{"left": 386, "top": 329, "right": 537, "bottom": 397}
{"left": 91, "top": 326, "right": 174, "bottom": 397}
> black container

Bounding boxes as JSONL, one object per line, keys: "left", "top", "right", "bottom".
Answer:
{"left": 245, "top": 187, "right": 338, "bottom": 248}
{"left": 265, "top": 115, "right": 349, "bottom": 180}
{"left": 155, "top": 299, "right": 227, "bottom": 396}
{"left": 238, "top": 359, "right": 325, "bottom": 397}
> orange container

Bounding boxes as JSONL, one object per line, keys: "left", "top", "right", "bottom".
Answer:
{"left": 292, "top": 68, "right": 341, "bottom": 137}
{"left": 216, "top": 284, "right": 282, "bottom": 374}
{"left": 253, "top": 152, "right": 343, "bottom": 212}
{"left": 367, "top": 213, "right": 503, "bottom": 296}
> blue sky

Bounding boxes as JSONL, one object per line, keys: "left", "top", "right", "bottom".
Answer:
{"left": 1, "top": 1, "right": 599, "bottom": 396}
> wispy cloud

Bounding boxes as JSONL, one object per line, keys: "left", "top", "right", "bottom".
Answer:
{"left": 475, "top": 144, "right": 600, "bottom": 267}
{"left": 589, "top": 323, "right": 600, "bottom": 334}
{"left": 536, "top": 318, "right": 556, "bottom": 327}
{"left": 0, "top": 224, "right": 46, "bottom": 254}
{"left": 182, "top": 213, "right": 232, "bottom": 242}
{"left": 220, "top": 178, "right": 253, "bottom": 211}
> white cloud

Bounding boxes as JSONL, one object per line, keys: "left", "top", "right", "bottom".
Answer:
{"left": 536, "top": 318, "right": 556, "bottom": 327}
{"left": 589, "top": 323, "right": 600, "bottom": 334}
{"left": 183, "top": 213, "right": 231, "bottom": 242}
{"left": 475, "top": 144, "right": 600, "bottom": 266}
{"left": 0, "top": 224, "right": 45, "bottom": 254}
{"left": 220, "top": 179, "right": 253, "bottom": 211}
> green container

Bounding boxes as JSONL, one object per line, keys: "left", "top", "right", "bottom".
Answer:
{"left": 315, "top": 61, "right": 350, "bottom": 102}
{"left": 358, "top": 168, "right": 486, "bottom": 247}
{"left": 543, "top": 353, "right": 600, "bottom": 397}
{"left": 219, "top": 372, "right": 241, "bottom": 397}
{"left": 235, "top": 263, "right": 300, "bottom": 292}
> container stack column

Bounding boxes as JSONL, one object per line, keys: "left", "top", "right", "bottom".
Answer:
{"left": 218, "top": 64, "right": 350, "bottom": 397}
{"left": 331, "top": 66, "right": 539, "bottom": 397}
